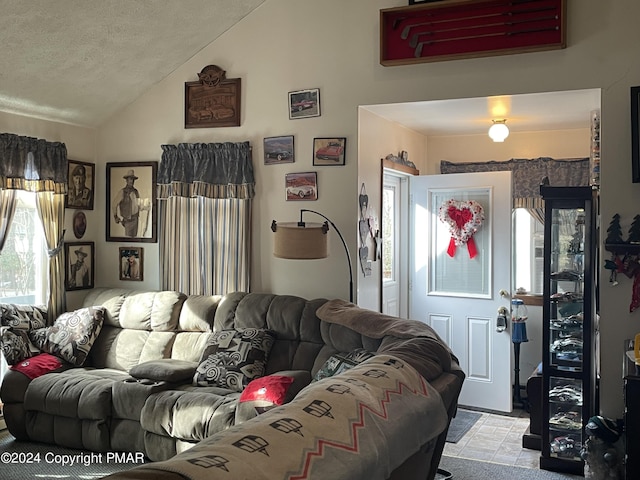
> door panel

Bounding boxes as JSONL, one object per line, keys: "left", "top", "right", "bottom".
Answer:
{"left": 410, "top": 171, "right": 512, "bottom": 412}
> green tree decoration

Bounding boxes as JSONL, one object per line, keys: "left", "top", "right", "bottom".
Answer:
{"left": 606, "top": 213, "right": 625, "bottom": 244}
{"left": 629, "top": 215, "right": 640, "bottom": 244}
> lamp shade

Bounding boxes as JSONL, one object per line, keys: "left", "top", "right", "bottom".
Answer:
{"left": 488, "top": 120, "right": 509, "bottom": 142}
{"left": 272, "top": 222, "right": 328, "bottom": 259}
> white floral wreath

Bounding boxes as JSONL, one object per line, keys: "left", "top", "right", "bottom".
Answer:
{"left": 438, "top": 199, "right": 484, "bottom": 258}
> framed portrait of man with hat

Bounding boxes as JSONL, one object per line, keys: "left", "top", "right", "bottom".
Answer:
{"left": 65, "top": 242, "right": 94, "bottom": 290}
{"left": 106, "top": 161, "right": 157, "bottom": 242}
{"left": 66, "top": 160, "right": 95, "bottom": 209}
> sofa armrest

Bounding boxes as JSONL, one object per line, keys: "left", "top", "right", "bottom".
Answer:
{"left": 129, "top": 359, "right": 198, "bottom": 383}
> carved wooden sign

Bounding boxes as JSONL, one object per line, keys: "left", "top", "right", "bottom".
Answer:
{"left": 185, "top": 65, "right": 241, "bottom": 128}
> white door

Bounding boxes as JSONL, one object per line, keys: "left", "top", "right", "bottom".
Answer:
{"left": 410, "top": 171, "right": 513, "bottom": 412}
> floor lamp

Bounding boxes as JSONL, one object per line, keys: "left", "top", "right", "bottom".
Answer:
{"left": 271, "top": 209, "right": 354, "bottom": 303}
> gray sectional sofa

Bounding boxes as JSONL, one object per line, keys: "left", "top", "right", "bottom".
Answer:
{"left": 1, "top": 288, "right": 464, "bottom": 480}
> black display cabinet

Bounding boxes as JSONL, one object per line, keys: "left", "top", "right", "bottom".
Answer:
{"left": 539, "top": 185, "right": 599, "bottom": 475}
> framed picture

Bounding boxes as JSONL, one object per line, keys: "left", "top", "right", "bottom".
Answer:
{"left": 66, "top": 160, "right": 95, "bottom": 210}
{"left": 72, "top": 210, "right": 87, "bottom": 239}
{"left": 632, "top": 86, "right": 640, "bottom": 183}
{"left": 106, "top": 161, "right": 157, "bottom": 243}
{"left": 285, "top": 172, "right": 318, "bottom": 201}
{"left": 119, "top": 247, "right": 144, "bottom": 281}
{"left": 65, "top": 241, "right": 94, "bottom": 291}
{"left": 313, "top": 137, "right": 346, "bottom": 166}
{"left": 264, "top": 135, "right": 295, "bottom": 165}
{"left": 185, "top": 65, "right": 241, "bottom": 128}
{"left": 289, "top": 88, "right": 320, "bottom": 120}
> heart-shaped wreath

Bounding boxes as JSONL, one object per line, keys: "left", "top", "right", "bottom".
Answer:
{"left": 438, "top": 199, "right": 484, "bottom": 258}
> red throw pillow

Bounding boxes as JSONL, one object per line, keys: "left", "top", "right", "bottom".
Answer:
{"left": 10, "top": 353, "right": 63, "bottom": 379}
{"left": 239, "top": 375, "right": 294, "bottom": 406}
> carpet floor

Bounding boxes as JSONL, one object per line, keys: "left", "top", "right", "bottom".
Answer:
{"left": 438, "top": 455, "right": 583, "bottom": 480}
{"left": 0, "top": 429, "right": 140, "bottom": 479}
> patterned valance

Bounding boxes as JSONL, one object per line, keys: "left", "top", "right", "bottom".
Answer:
{"left": 0, "top": 133, "right": 68, "bottom": 193}
{"left": 440, "top": 157, "right": 589, "bottom": 209}
{"left": 158, "top": 142, "right": 254, "bottom": 200}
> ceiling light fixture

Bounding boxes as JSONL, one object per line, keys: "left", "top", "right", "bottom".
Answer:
{"left": 488, "top": 119, "right": 509, "bottom": 142}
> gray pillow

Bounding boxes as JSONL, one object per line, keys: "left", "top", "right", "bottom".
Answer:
{"left": 129, "top": 359, "right": 198, "bottom": 382}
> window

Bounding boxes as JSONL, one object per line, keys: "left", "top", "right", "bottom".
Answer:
{"left": 0, "top": 191, "right": 49, "bottom": 305}
{"left": 513, "top": 208, "right": 544, "bottom": 295}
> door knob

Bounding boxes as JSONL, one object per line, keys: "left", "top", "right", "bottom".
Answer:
{"left": 497, "top": 306, "right": 508, "bottom": 332}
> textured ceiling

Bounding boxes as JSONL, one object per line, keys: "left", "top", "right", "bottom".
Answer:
{"left": 0, "top": 0, "right": 264, "bottom": 127}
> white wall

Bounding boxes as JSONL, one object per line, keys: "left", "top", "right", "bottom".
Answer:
{"left": 6, "top": 0, "right": 638, "bottom": 417}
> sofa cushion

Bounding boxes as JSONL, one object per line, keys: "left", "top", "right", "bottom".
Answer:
{"left": 1, "top": 328, "right": 33, "bottom": 365}
{"left": 130, "top": 359, "right": 198, "bottom": 383}
{"left": 39, "top": 306, "right": 104, "bottom": 366}
{"left": 313, "top": 348, "right": 375, "bottom": 382}
{"left": 193, "top": 328, "right": 276, "bottom": 392}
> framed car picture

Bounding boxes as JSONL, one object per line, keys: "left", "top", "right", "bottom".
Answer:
{"left": 313, "top": 137, "right": 346, "bottom": 166}
{"left": 264, "top": 135, "right": 295, "bottom": 165}
{"left": 285, "top": 172, "right": 318, "bottom": 201}
{"left": 288, "top": 88, "right": 320, "bottom": 120}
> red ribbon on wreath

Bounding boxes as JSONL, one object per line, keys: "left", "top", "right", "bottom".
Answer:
{"left": 438, "top": 199, "right": 484, "bottom": 259}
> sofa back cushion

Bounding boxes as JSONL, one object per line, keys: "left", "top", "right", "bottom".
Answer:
{"left": 212, "top": 293, "right": 328, "bottom": 374}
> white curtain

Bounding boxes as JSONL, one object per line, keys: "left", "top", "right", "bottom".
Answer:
{"left": 158, "top": 142, "right": 254, "bottom": 295}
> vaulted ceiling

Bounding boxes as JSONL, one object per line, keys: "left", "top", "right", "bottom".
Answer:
{"left": 0, "top": 0, "right": 265, "bottom": 127}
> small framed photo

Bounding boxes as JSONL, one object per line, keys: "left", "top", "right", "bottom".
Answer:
{"left": 289, "top": 88, "right": 320, "bottom": 120}
{"left": 313, "top": 137, "right": 346, "bottom": 166}
{"left": 66, "top": 160, "right": 95, "bottom": 210}
{"left": 72, "top": 210, "right": 87, "bottom": 239}
{"left": 264, "top": 135, "right": 295, "bottom": 165}
{"left": 65, "top": 242, "right": 94, "bottom": 291}
{"left": 119, "top": 247, "right": 144, "bottom": 281}
{"left": 106, "top": 162, "right": 157, "bottom": 243}
{"left": 286, "top": 172, "right": 318, "bottom": 201}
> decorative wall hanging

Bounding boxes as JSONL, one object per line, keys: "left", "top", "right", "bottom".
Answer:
{"left": 285, "top": 172, "right": 318, "bottom": 201}
{"left": 119, "top": 247, "right": 144, "bottom": 281}
{"left": 264, "top": 135, "right": 294, "bottom": 165}
{"left": 358, "top": 183, "right": 373, "bottom": 276}
{"left": 288, "top": 88, "right": 320, "bottom": 120}
{"left": 65, "top": 241, "right": 94, "bottom": 291}
{"left": 313, "top": 137, "right": 346, "bottom": 166}
{"left": 438, "top": 199, "right": 484, "bottom": 258}
{"left": 106, "top": 161, "right": 157, "bottom": 243}
{"left": 72, "top": 210, "right": 87, "bottom": 239}
{"left": 380, "top": 0, "right": 566, "bottom": 66}
{"left": 66, "top": 160, "right": 95, "bottom": 210}
{"left": 604, "top": 213, "right": 640, "bottom": 312}
{"left": 185, "top": 65, "right": 241, "bottom": 128}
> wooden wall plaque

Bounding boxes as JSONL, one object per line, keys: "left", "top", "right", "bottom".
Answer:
{"left": 380, "top": 0, "right": 565, "bottom": 66}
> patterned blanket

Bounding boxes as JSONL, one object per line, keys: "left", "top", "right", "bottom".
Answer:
{"left": 133, "top": 354, "right": 448, "bottom": 480}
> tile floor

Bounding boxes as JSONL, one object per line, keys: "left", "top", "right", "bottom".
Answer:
{"left": 443, "top": 408, "right": 542, "bottom": 469}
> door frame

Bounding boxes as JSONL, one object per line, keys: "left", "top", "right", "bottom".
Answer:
{"left": 380, "top": 159, "right": 419, "bottom": 317}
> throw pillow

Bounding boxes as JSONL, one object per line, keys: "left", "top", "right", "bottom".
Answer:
{"left": 129, "top": 359, "right": 198, "bottom": 382}
{"left": 239, "top": 375, "right": 294, "bottom": 405}
{"left": 193, "top": 328, "right": 276, "bottom": 392}
{"left": 1, "top": 328, "right": 32, "bottom": 365}
{"left": 39, "top": 306, "right": 105, "bottom": 366}
{"left": 0, "top": 304, "right": 47, "bottom": 330}
{"left": 313, "top": 348, "right": 375, "bottom": 382}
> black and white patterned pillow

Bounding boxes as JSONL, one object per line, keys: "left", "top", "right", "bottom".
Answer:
{"left": 1, "top": 328, "right": 32, "bottom": 365}
{"left": 0, "top": 304, "right": 47, "bottom": 330}
{"left": 313, "top": 348, "right": 375, "bottom": 382}
{"left": 193, "top": 328, "right": 276, "bottom": 392}
{"left": 39, "top": 306, "right": 105, "bottom": 366}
